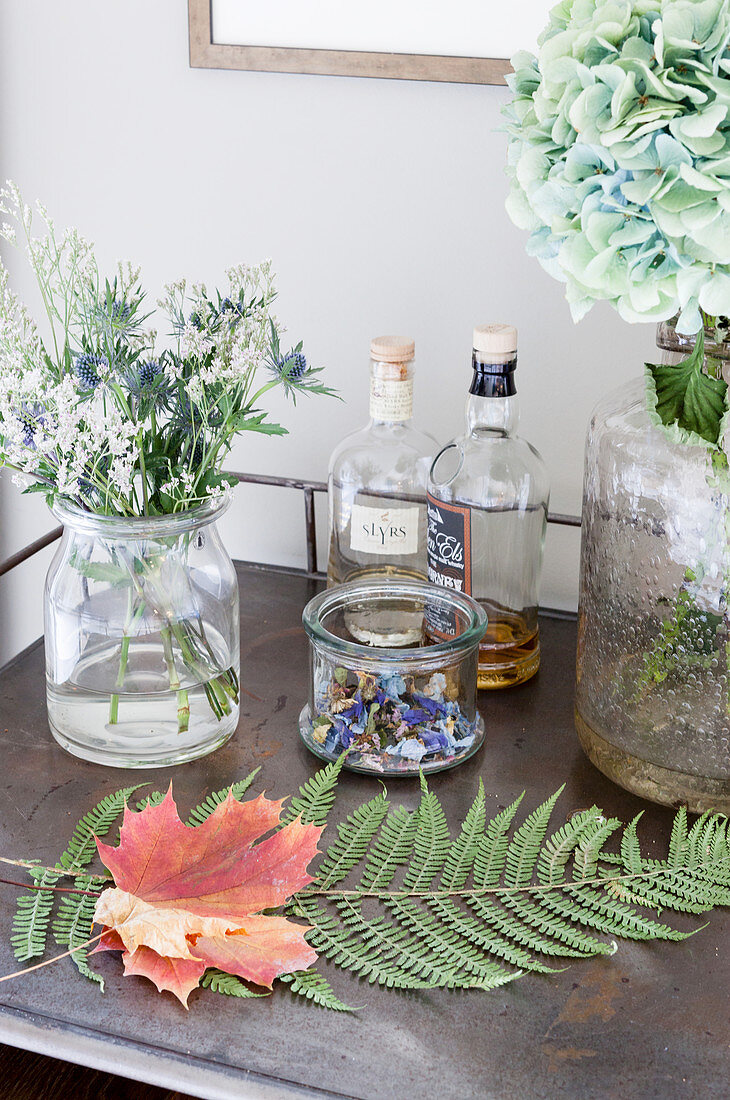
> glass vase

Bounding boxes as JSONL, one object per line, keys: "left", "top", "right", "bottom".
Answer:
{"left": 44, "top": 497, "right": 240, "bottom": 768}
{"left": 576, "top": 321, "right": 730, "bottom": 812}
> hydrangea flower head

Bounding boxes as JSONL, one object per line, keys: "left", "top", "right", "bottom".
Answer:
{"left": 503, "top": 0, "right": 730, "bottom": 334}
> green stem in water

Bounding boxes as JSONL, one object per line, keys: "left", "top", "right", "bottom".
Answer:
{"left": 108, "top": 634, "right": 130, "bottom": 724}
{"left": 177, "top": 689, "right": 190, "bottom": 733}
{"left": 160, "top": 626, "right": 190, "bottom": 734}
{"left": 109, "top": 598, "right": 146, "bottom": 725}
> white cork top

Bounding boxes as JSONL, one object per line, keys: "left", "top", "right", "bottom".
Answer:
{"left": 473, "top": 323, "right": 518, "bottom": 356}
{"left": 370, "top": 335, "right": 416, "bottom": 363}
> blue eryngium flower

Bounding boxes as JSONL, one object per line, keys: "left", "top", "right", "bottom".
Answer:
{"left": 109, "top": 299, "right": 132, "bottom": 323}
{"left": 15, "top": 403, "right": 43, "bottom": 448}
{"left": 138, "top": 359, "right": 162, "bottom": 387}
{"left": 74, "top": 353, "right": 107, "bottom": 390}
{"left": 277, "top": 351, "right": 307, "bottom": 380}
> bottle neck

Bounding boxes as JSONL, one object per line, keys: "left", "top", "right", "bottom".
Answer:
{"left": 467, "top": 353, "right": 518, "bottom": 435}
{"left": 466, "top": 390, "right": 519, "bottom": 436}
{"left": 369, "top": 359, "right": 414, "bottom": 425}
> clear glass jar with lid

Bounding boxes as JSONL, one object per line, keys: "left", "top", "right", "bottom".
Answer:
{"left": 327, "top": 335, "right": 436, "bottom": 646}
{"left": 299, "top": 578, "right": 487, "bottom": 775}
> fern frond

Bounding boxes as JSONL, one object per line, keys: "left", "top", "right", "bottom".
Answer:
{"left": 503, "top": 788, "right": 563, "bottom": 887}
{"left": 296, "top": 896, "right": 435, "bottom": 989}
{"left": 292, "top": 770, "right": 730, "bottom": 1001}
{"left": 473, "top": 795, "right": 524, "bottom": 886}
{"left": 465, "top": 894, "right": 593, "bottom": 959}
{"left": 537, "top": 809, "right": 599, "bottom": 886}
{"left": 402, "top": 775, "right": 451, "bottom": 891}
{"left": 428, "top": 896, "right": 557, "bottom": 973}
{"left": 383, "top": 896, "right": 516, "bottom": 990}
{"left": 10, "top": 786, "right": 139, "bottom": 962}
{"left": 52, "top": 875, "right": 104, "bottom": 989}
{"left": 186, "top": 769, "right": 262, "bottom": 826}
{"left": 279, "top": 755, "right": 346, "bottom": 827}
{"left": 620, "top": 815, "right": 645, "bottom": 875}
{"left": 573, "top": 817, "right": 623, "bottom": 880}
{"left": 316, "top": 793, "right": 389, "bottom": 888}
{"left": 201, "top": 969, "right": 270, "bottom": 998}
{"left": 359, "top": 806, "right": 417, "bottom": 892}
{"left": 10, "top": 869, "right": 59, "bottom": 962}
{"left": 280, "top": 969, "right": 358, "bottom": 1011}
{"left": 137, "top": 791, "right": 165, "bottom": 811}
{"left": 59, "top": 785, "right": 147, "bottom": 872}
{"left": 530, "top": 882, "right": 684, "bottom": 941}
{"left": 440, "top": 779, "right": 486, "bottom": 889}
{"left": 668, "top": 805, "right": 689, "bottom": 868}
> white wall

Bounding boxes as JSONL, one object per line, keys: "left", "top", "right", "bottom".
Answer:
{"left": 0, "top": 0, "right": 656, "bottom": 665}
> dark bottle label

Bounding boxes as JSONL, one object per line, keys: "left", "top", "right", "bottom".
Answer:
{"left": 426, "top": 493, "right": 472, "bottom": 639}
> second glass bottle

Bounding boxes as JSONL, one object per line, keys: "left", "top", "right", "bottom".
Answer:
{"left": 427, "top": 324, "right": 549, "bottom": 688}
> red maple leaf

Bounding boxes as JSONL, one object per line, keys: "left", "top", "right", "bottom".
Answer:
{"left": 92, "top": 787, "right": 322, "bottom": 1006}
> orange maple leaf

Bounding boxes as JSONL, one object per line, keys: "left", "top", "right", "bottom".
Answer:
{"left": 91, "top": 787, "right": 322, "bottom": 1007}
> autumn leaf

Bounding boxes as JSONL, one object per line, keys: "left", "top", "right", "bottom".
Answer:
{"left": 92, "top": 787, "right": 322, "bottom": 1006}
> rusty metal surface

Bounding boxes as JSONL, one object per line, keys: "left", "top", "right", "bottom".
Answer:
{"left": 0, "top": 526, "right": 63, "bottom": 578}
{"left": 0, "top": 564, "right": 727, "bottom": 1100}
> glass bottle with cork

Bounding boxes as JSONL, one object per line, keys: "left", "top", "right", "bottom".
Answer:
{"left": 327, "top": 335, "right": 436, "bottom": 645}
{"left": 427, "top": 323, "right": 549, "bottom": 688}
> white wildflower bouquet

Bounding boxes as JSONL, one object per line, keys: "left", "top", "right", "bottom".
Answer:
{"left": 0, "top": 186, "right": 335, "bottom": 741}
{"left": 0, "top": 184, "right": 332, "bottom": 516}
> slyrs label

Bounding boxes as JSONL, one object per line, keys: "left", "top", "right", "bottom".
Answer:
{"left": 350, "top": 505, "right": 419, "bottom": 556}
{"left": 426, "top": 494, "right": 471, "bottom": 638}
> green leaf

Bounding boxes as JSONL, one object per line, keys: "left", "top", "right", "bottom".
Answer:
{"left": 201, "top": 969, "right": 270, "bottom": 998}
{"left": 280, "top": 969, "right": 358, "bottom": 1011}
{"left": 68, "top": 549, "right": 131, "bottom": 587}
{"left": 11, "top": 785, "right": 141, "bottom": 962}
{"left": 230, "top": 412, "right": 288, "bottom": 436}
{"left": 646, "top": 329, "right": 728, "bottom": 445}
{"left": 279, "top": 755, "right": 346, "bottom": 827}
{"left": 52, "top": 875, "right": 105, "bottom": 990}
{"left": 186, "top": 769, "right": 261, "bottom": 826}
{"left": 289, "top": 768, "right": 730, "bottom": 999}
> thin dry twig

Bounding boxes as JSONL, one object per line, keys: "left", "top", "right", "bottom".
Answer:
{"left": 0, "top": 932, "right": 105, "bottom": 984}
{"left": 0, "top": 875, "right": 100, "bottom": 897}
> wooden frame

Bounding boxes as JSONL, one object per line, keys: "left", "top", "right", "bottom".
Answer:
{"left": 188, "top": 0, "right": 511, "bottom": 85}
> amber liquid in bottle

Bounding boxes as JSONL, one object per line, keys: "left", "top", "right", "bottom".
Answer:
{"left": 477, "top": 605, "right": 540, "bottom": 689}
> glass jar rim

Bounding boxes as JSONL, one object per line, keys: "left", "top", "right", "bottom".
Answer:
{"left": 657, "top": 318, "right": 730, "bottom": 361}
{"left": 51, "top": 492, "right": 231, "bottom": 537}
{"left": 302, "top": 579, "right": 487, "bottom": 663}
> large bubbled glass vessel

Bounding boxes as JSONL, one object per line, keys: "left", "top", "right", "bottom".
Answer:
{"left": 576, "top": 322, "right": 730, "bottom": 812}
{"left": 45, "top": 497, "right": 240, "bottom": 768}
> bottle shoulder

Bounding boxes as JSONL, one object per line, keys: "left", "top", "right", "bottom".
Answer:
{"left": 329, "top": 422, "right": 437, "bottom": 477}
{"left": 436, "top": 430, "right": 547, "bottom": 468}
{"left": 429, "top": 432, "right": 550, "bottom": 504}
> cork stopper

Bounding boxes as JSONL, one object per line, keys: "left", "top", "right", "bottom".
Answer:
{"left": 370, "top": 335, "right": 415, "bottom": 364}
{"left": 473, "top": 323, "right": 517, "bottom": 358}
